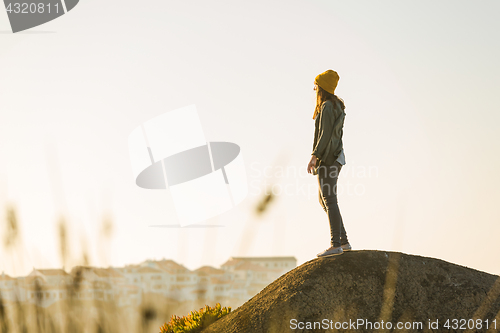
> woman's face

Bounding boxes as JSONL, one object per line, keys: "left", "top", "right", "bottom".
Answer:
{"left": 312, "top": 84, "right": 319, "bottom": 103}
{"left": 314, "top": 83, "right": 321, "bottom": 98}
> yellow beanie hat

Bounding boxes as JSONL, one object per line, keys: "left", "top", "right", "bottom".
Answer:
{"left": 314, "top": 69, "right": 339, "bottom": 95}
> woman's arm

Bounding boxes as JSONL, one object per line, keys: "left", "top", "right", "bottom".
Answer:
{"left": 307, "top": 154, "right": 318, "bottom": 174}
{"left": 311, "top": 102, "right": 335, "bottom": 161}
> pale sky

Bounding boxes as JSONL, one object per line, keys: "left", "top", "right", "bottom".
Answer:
{"left": 1, "top": 0, "right": 499, "bottom": 277}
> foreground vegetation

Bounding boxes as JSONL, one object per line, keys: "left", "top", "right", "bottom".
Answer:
{"left": 160, "top": 303, "right": 231, "bottom": 333}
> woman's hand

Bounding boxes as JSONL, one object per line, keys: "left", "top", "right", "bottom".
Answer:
{"left": 307, "top": 155, "right": 318, "bottom": 174}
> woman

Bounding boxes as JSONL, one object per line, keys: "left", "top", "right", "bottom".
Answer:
{"left": 307, "top": 69, "right": 351, "bottom": 257}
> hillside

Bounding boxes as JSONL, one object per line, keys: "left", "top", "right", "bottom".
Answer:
{"left": 202, "top": 250, "right": 500, "bottom": 333}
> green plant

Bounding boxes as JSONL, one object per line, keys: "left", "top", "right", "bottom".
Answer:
{"left": 159, "top": 303, "right": 231, "bottom": 333}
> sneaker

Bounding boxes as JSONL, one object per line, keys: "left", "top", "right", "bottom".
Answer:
{"left": 341, "top": 243, "right": 352, "bottom": 251}
{"left": 317, "top": 246, "right": 343, "bottom": 258}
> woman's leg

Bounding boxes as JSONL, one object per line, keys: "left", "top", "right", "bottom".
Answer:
{"left": 319, "top": 176, "right": 348, "bottom": 245}
{"left": 319, "top": 187, "right": 327, "bottom": 213}
{"left": 339, "top": 213, "right": 349, "bottom": 245}
{"left": 317, "top": 161, "right": 345, "bottom": 248}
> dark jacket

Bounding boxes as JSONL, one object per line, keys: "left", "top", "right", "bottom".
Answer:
{"left": 311, "top": 99, "right": 346, "bottom": 166}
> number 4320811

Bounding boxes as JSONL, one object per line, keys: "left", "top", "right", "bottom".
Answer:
{"left": 443, "top": 319, "right": 497, "bottom": 330}
{"left": 6, "top": 3, "right": 60, "bottom": 14}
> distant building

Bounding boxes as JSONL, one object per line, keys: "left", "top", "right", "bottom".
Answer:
{"left": 0, "top": 256, "right": 297, "bottom": 308}
{"left": 116, "top": 264, "right": 172, "bottom": 295}
{"left": 27, "top": 268, "right": 72, "bottom": 286}
{"left": 0, "top": 272, "right": 17, "bottom": 303}
{"left": 70, "top": 266, "right": 140, "bottom": 306}
{"left": 139, "top": 259, "right": 203, "bottom": 301}
{"left": 24, "top": 284, "right": 68, "bottom": 307}
{"left": 224, "top": 257, "right": 297, "bottom": 272}
{"left": 221, "top": 256, "right": 297, "bottom": 299}
{"left": 193, "top": 266, "right": 233, "bottom": 301}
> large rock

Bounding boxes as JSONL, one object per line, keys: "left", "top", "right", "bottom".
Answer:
{"left": 203, "top": 250, "right": 500, "bottom": 333}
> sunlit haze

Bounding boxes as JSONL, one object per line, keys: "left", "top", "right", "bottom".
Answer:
{"left": 1, "top": 0, "right": 499, "bottom": 277}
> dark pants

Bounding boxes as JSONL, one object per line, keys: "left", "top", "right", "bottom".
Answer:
{"left": 317, "top": 161, "right": 348, "bottom": 248}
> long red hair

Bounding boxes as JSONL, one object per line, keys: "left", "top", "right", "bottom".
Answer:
{"left": 313, "top": 85, "right": 345, "bottom": 119}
